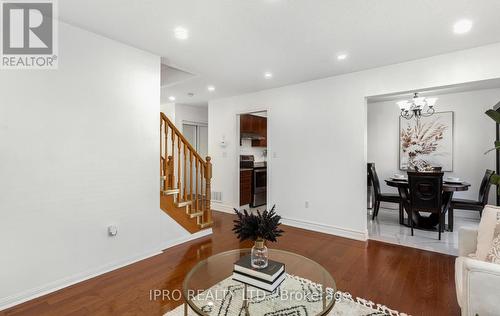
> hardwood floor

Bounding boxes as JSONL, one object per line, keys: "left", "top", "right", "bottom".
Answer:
{"left": 1, "top": 211, "right": 459, "bottom": 316}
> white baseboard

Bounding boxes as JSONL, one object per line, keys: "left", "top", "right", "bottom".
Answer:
{"left": 0, "top": 229, "right": 213, "bottom": 311}
{"left": 454, "top": 209, "right": 481, "bottom": 220}
{"left": 211, "top": 201, "right": 235, "bottom": 214}
{"left": 214, "top": 202, "right": 367, "bottom": 241}
{"left": 159, "top": 228, "right": 213, "bottom": 250}
{"left": 281, "top": 216, "right": 368, "bottom": 241}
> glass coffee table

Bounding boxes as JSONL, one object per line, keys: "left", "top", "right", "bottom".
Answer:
{"left": 182, "top": 249, "right": 336, "bottom": 316}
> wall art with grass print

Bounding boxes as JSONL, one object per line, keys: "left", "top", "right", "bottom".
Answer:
{"left": 399, "top": 111, "right": 454, "bottom": 171}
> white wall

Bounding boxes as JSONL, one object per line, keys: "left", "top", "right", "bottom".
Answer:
{"left": 240, "top": 139, "right": 267, "bottom": 162}
{"left": 161, "top": 102, "right": 175, "bottom": 122}
{"left": 160, "top": 103, "right": 208, "bottom": 133}
{"left": 368, "top": 89, "right": 500, "bottom": 205}
{"left": 175, "top": 104, "right": 208, "bottom": 132}
{"left": 0, "top": 22, "right": 200, "bottom": 309}
{"left": 209, "top": 42, "right": 500, "bottom": 241}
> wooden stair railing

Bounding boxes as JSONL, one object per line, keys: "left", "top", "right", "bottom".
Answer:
{"left": 160, "top": 112, "right": 212, "bottom": 233}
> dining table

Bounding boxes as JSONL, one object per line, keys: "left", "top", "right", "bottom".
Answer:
{"left": 385, "top": 178, "right": 470, "bottom": 231}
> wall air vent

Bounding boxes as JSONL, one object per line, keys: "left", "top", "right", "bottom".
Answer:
{"left": 211, "top": 191, "right": 222, "bottom": 202}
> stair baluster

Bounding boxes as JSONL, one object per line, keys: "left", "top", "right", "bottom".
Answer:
{"left": 189, "top": 150, "right": 193, "bottom": 203}
{"left": 204, "top": 157, "right": 212, "bottom": 225}
{"left": 183, "top": 143, "right": 187, "bottom": 202}
{"left": 177, "top": 135, "right": 181, "bottom": 202}
{"left": 195, "top": 159, "right": 199, "bottom": 212}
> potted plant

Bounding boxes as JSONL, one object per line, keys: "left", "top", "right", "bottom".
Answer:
{"left": 485, "top": 108, "right": 500, "bottom": 194}
{"left": 233, "top": 206, "right": 284, "bottom": 269}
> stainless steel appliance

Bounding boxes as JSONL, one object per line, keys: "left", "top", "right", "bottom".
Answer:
{"left": 240, "top": 155, "right": 267, "bottom": 207}
{"left": 240, "top": 155, "right": 255, "bottom": 169}
{"left": 252, "top": 166, "right": 267, "bottom": 207}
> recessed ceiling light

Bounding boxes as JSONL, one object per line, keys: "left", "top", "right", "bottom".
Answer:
{"left": 337, "top": 53, "right": 348, "bottom": 60}
{"left": 168, "top": 96, "right": 176, "bottom": 101}
{"left": 174, "top": 26, "right": 189, "bottom": 40}
{"left": 207, "top": 85, "right": 215, "bottom": 92}
{"left": 453, "top": 19, "right": 473, "bottom": 34}
{"left": 264, "top": 72, "right": 273, "bottom": 79}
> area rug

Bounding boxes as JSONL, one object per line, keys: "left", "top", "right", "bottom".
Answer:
{"left": 165, "top": 274, "right": 409, "bottom": 316}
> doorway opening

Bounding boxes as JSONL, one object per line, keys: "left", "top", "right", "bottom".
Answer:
{"left": 366, "top": 80, "right": 500, "bottom": 255}
{"left": 237, "top": 111, "right": 268, "bottom": 212}
{"left": 182, "top": 122, "right": 208, "bottom": 159}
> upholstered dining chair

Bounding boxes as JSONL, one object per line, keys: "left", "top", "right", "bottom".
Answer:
{"left": 449, "top": 169, "right": 494, "bottom": 230}
{"left": 368, "top": 163, "right": 403, "bottom": 222}
{"left": 408, "top": 171, "right": 444, "bottom": 240}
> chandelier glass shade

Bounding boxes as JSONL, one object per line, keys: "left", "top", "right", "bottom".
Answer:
{"left": 397, "top": 93, "right": 438, "bottom": 120}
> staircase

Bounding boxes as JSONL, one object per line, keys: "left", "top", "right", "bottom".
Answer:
{"left": 160, "top": 112, "right": 213, "bottom": 233}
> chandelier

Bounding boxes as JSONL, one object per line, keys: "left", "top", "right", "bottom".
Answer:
{"left": 397, "top": 93, "right": 438, "bottom": 120}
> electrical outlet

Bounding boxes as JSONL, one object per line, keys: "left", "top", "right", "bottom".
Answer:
{"left": 108, "top": 225, "right": 118, "bottom": 236}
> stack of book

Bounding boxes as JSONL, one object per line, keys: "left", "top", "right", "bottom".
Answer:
{"left": 232, "top": 255, "right": 286, "bottom": 292}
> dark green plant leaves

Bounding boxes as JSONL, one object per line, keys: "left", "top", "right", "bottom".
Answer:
{"left": 232, "top": 205, "right": 284, "bottom": 242}
{"left": 490, "top": 174, "right": 500, "bottom": 184}
{"left": 484, "top": 141, "right": 500, "bottom": 154}
{"left": 485, "top": 108, "right": 500, "bottom": 195}
{"left": 486, "top": 109, "right": 500, "bottom": 124}
{"left": 490, "top": 174, "right": 500, "bottom": 195}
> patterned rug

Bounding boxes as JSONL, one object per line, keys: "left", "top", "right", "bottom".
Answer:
{"left": 165, "top": 274, "right": 409, "bottom": 316}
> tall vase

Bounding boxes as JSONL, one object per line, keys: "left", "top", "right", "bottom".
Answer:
{"left": 251, "top": 238, "right": 268, "bottom": 269}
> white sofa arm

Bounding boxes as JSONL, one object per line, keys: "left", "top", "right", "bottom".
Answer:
{"left": 458, "top": 228, "right": 478, "bottom": 257}
{"left": 460, "top": 257, "right": 500, "bottom": 316}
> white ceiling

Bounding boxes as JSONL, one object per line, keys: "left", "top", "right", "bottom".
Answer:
{"left": 59, "top": 0, "right": 500, "bottom": 106}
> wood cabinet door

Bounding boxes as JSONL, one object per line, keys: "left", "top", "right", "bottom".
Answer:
{"left": 240, "top": 170, "right": 253, "bottom": 206}
{"left": 240, "top": 114, "right": 253, "bottom": 133}
{"left": 251, "top": 116, "right": 267, "bottom": 147}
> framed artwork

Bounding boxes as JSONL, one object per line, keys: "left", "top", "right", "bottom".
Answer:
{"left": 399, "top": 111, "right": 454, "bottom": 171}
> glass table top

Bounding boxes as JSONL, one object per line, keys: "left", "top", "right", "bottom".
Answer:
{"left": 182, "top": 249, "right": 336, "bottom": 316}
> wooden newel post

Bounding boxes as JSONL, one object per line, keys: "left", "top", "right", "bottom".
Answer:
{"left": 204, "top": 156, "right": 212, "bottom": 223}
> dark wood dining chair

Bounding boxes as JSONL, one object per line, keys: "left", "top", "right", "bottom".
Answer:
{"left": 408, "top": 171, "right": 444, "bottom": 240}
{"left": 449, "top": 169, "right": 495, "bottom": 229}
{"left": 368, "top": 163, "right": 403, "bottom": 222}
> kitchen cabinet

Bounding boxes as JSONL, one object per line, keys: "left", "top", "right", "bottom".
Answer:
{"left": 240, "top": 114, "right": 254, "bottom": 134}
{"left": 240, "top": 169, "right": 253, "bottom": 206}
{"left": 251, "top": 117, "right": 267, "bottom": 147}
{"left": 240, "top": 114, "right": 267, "bottom": 147}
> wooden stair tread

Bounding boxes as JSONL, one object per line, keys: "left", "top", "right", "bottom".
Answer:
{"left": 175, "top": 200, "right": 192, "bottom": 207}
{"left": 188, "top": 211, "right": 204, "bottom": 218}
{"left": 199, "top": 221, "right": 213, "bottom": 229}
{"left": 160, "top": 195, "right": 202, "bottom": 233}
{"left": 162, "top": 189, "right": 180, "bottom": 196}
